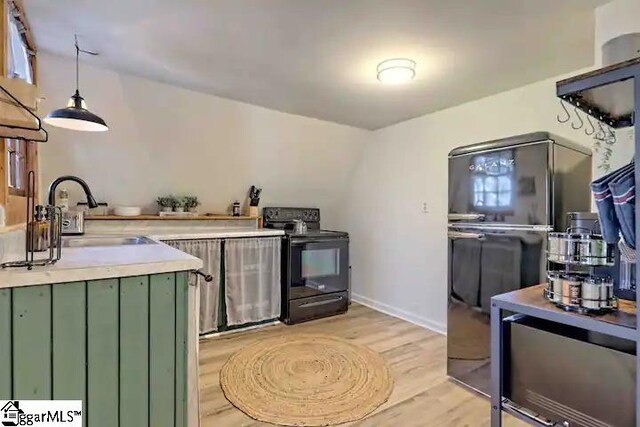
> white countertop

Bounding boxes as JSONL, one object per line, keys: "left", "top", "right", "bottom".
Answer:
{"left": 0, "top": 241, "right": 203, "bottom": 289}
{"left": 0, "top": 225, "right": 283, "bottom": 289}
{"left": 83, "top": 226, "right": 284, "bottom": 241}
{"left": 147, "top": 228, "right": 285, "bottom": 241}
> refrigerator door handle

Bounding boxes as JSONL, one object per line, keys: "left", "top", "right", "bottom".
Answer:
{"left": 448, "top": 213, "right": 486, "bottom": 221}
{"left": 447, "top": 230, "right": 486, "bottom": 240}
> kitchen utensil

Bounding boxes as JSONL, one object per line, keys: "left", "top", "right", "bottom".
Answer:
{"left": 61, "top": 210, "right": 85, "bottom": 235}
{"left": 292, "top": 219, "right": 307, "bottom": 234}
{"left": 249, "top": 185, "right": 262, "bottom": 207}
{"left": 114, "top": 206, "right": 142, "bottom": 217}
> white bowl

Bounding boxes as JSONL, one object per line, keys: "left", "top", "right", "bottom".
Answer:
{"left": 113, "top": 206, "right": 142, "bottom": 217}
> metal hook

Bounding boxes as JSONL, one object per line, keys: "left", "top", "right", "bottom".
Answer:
{"left": 595, "top": 120, "right": 606, "bottom": 140}
{"left": 584, "top": 114, "right": 595, "bottom": 136}
{"left": 557, "top": 100, "right": 570, "bottom": 123}
{"left": 605, "top": 125, "right": 617, "bottom": 146}
{"left": 571, "top": 107, "right": 584, "bottom": 130}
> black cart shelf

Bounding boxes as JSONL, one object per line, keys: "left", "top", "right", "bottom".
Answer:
{"left": 491, "top": 58, "right": 640, "bottom": 427}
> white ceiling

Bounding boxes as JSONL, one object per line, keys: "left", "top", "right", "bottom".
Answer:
{"left": 24, "top": 0, "right": 609, "bottom": 130}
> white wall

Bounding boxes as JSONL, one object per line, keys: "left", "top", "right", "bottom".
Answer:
{"left": 593, "top": 0, "right": 637, "bottom": 166}
{"left": 337, "top": 71, "right": 634, "bottom": 333}
{"left": 595, "top": 0, "right": 640, "bottom": 66}
{"left": 39, "top": 31, "right": 636, "bottom": 335}
{"left": 38, "top": 52, "right": 368, "bottom": 228}
{"left": 338, "top": 0, "right": 639, "bottom": 333}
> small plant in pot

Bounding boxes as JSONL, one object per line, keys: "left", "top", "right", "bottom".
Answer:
{"left": 184, "top": 196, "right": 200, "bottom": 213}
{"left": 156, "top": 196, "right": 175, "bottom": 213}
{"left": 172, "top": 197, "right": 186, "bottom": 213}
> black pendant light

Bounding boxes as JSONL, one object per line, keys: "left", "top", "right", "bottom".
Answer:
{"left": 45, "top": 35, "right": 108, "bottom": 132}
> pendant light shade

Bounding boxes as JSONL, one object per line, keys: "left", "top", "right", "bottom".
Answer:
{"left": 45, "top": 36, "right": 108, "bottom": 132}
{"left": 45, "top": 91, "right": 108, "bottom": 132}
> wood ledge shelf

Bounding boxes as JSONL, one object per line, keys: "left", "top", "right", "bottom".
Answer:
{"left": 493, "top": 284, "right": 637, "bottom": 339}
{"left": 86, "top": 215, "right": 261, "bottom": 221}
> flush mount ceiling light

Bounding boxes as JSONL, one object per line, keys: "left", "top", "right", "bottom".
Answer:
{"left": 45, "top": 35, "right": 108, "bottom": 132}
{"left": 376, "top": 58, "right": 416, "bottom": 84}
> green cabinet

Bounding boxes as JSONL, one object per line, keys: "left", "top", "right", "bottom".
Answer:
{"left": 0, "top": 272, "right": 190, "bottom": 427}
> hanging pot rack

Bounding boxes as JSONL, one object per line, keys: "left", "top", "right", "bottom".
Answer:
{"left": 0, "top": 82, "right": 48, "bottom": 142}
{"left": 556, "top": 56, "right": 640, "bottom": 130}
{"left": 558, "top": 93, "right": 633, "bottom": 129}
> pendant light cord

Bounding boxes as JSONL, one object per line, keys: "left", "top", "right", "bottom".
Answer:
{"left": 75, "top": 35, "right": 80, "bottom": 93}
{"left": 73, "top": 34, "right": 99, "bottom": 95}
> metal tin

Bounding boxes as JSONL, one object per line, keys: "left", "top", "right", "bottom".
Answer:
{"left": 548, "top": 232, "right": 614, "bottom": 266}
{"left": 561, "top": 276, "right": 581, "bottom": 306}
{"left": 546, "top": 271, "right": 563, "bottom": 303}
{"left": 577, "top": 236, "right": 613, "bottom": 266}
{"left": 600, "top": 278, "right": 614, "bottom": 308}
{"left": 582, "top": 277, "right": 604, "bottom": 309}
{"left": 548, "top": 232, "right": 579, "bottom": 264}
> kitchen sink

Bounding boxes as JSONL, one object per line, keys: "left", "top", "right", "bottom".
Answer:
{"left": 62, "top": 236, "right": 157, "bottom": 248}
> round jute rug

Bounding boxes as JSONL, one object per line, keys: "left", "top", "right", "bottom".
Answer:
{"left": 220, "top": 334, "right": 394, "bottom": 426}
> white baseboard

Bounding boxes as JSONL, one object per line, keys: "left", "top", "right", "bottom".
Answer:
{"left": 352, "top": 293, "right": 447, "bottom": 335}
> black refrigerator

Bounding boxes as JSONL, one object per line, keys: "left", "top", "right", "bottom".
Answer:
{"left": 446, "top": 132, "right": 592, "bottom": 395}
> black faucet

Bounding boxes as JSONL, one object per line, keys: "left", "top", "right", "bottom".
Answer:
{"left": 47, "top": 175, "right": 98, "bottom": 208}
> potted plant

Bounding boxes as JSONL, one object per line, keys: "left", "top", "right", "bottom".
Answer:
{"left": 156, "top": 196, "right": 175, "bottom": 213}
{"left": 172, "top": 197, "right": 185, "bottom": 213}
{"left": 184, "top": 196, "right": 200, "bottom": 213}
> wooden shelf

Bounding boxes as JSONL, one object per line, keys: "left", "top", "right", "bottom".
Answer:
{"left": 492, "top": 284, "right": 636, "bottom": 340}
{"left": 86, "top": 215, "right": 260, "bottom": 221}
{"left": 556, "top": 57, "right": 640, "bottom": 129}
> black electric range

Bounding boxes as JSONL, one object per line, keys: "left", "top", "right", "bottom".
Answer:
{"left": 263, "top": 207, "right": 350, "bottom": 324}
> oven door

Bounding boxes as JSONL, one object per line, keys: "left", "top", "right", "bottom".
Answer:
{"left": 289, "top": 237, "right": 349, "bottom": 300}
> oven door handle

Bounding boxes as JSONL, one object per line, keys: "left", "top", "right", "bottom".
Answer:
{"left": 447, "top": 230, "right": 486, "bottom": 240}
{"left": 448, "top": 213, "right": 486, "bottom": 222}
{"left": 290, "top": 237, "right": 349, "bottom": 245}
{"left": 299, "top": 296, "right": 344, "bottom": 308}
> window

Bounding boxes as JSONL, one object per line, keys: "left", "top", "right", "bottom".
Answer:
{"left": 1, "top": 0, "right": 38, "bottom": 226}
{"left": 4, "top": 1, "right": 36, "bottom": 199}
{"left": 6, "top": 3, "right": 33, "bottom": 83}
{"left": 471, "top": 150, "right": 514, "bottom": 211}
{"left": 6, "top": 139, "right": 26, "bottom": 195}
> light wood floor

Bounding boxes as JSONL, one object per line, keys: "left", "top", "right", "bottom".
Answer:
{"left": 198, "top": 303, "right": 526, "bottom": 426}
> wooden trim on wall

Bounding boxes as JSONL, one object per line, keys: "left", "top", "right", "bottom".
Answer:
{"left": 1, "top": 0, "right": 39, "bottom": 228}
{"left": 1, "top": 0, "right": 9, "bottom": 226}
{"left": 8, "top": 0, "right": 36, "bottom": 55}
